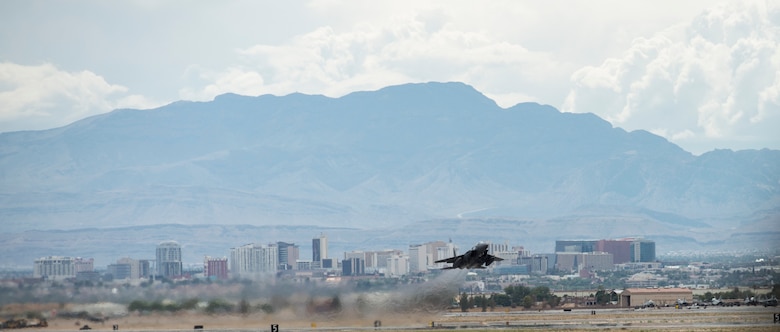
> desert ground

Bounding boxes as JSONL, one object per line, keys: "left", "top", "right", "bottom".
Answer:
{"left": 8, "top": 305, "right": 780, "bottom": 331}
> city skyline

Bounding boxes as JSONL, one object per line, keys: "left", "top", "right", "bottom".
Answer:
{"left": 30, "top": 237, "right": 657, "bottom": 281}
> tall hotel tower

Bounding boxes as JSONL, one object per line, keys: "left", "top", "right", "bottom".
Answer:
{"left": 156, "top": 241, "right": 182, "bottom": 278}
{"left": 312, "top": 233, "right": 328, "bottom": 264}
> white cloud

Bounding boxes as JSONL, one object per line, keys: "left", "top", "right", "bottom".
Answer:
{"left": 4, "top": 1, "right": 774, "bottom": 153}
{"left": 180, "top": 12, "right": 571, "bottom": 107}
{"left": 180, "top": 67, "right": 266, "bottom": 101}
{"left": 562, "top": 0, "right": 780, "bottom": 154}
{"left": 0, "top": 62, "right": 163, "bottom": 133}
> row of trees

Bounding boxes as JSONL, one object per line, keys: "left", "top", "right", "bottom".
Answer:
{"left": 127, "top": 298, "right": 274, "bottom": 314}
{"left": 458, "top": 285, "right": 561, "bottom": 311}
{"left": 699, "top": 284, "right": 780, "bottom": 301}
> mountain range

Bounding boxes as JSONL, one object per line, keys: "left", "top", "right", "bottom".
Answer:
{"left": 1, "top": 82, "right": 778, "bottom": 267}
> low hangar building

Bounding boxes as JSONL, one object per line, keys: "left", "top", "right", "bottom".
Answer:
{"left": 619, "top": 288, "right": 693, "bottom": 307}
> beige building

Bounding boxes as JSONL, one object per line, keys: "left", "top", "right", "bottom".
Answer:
{"left": 556, "top": 252, "right": 614, "bottom": 272}
{"left": 619, "top": 288, "right": 693, "bottom": 307}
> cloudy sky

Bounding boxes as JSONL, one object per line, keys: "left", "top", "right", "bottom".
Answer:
{"left": 1, "top": 0, "right": 778, "bottom": 154}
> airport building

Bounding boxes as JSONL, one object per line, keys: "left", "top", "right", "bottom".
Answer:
{"left": 619, "top": 288, "right": 692, "bottom": 307}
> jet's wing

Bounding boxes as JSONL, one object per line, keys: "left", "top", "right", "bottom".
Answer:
{"left": 489, "top": 255, "right": 504, "bottom": 261}
{"left": 435, "top": 256, "right": 460, "bottom": 264}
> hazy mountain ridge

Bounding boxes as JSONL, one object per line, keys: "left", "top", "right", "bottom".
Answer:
{"left": 1, "top": 82, "right": 779, "bottom": 261}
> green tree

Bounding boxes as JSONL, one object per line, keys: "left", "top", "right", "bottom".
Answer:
{"left": 459, "top": 293, "right": 470, "bottom": 312}
{"left": 238, "top": 298, "right": 250, "bottom": 315}
{"left": 547, "top": 295, "right": 561, "bottom": 308}
{"left": 505, "top": 285, "right": 530, "bottom": 306}
{"left": 595, "top": 285, "right": 610, "bottom": 305}
{"left": 492, "top": 293, "right": 511, "bottom": 307}
{"left": 181, "top": 298, "right": 199, "bottom": 310}
{"left": 205, "top": 299, "right": 234, "bottom": 314}
{"left": 128, "top": 300, "right": 148, "bottom": 312}
{"left": 522, "top": 295, "right": 534, "bottom": 309}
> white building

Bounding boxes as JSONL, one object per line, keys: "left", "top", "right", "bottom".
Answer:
{"left": 34, "top": 256, "right": 76, "bottom": 280}
{"left": 386, "top": 254, "right": 409, "bottom": 277}
{"left": 408, "top": 244, "right": 428, "bottom": 273}
{"left": 230, "top": 243, "right": 278, "bottom": 278}
{"left": 312, "top": 234, "right": 328, "bottom": 263}
{"left": 432, "top": 241, "right": 457, "bottom": 269}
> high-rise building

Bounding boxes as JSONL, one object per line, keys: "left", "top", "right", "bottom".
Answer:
{"left": 156, "top": 241, "right": 183, "bottom": 278}
{"left": 408, "top": 244, "right": 427, "bottom": 273}
{"left": 519, "top": 255, "right": 549, "bottom": 274}
{"left": 430, "top": 241, "right": 457, "bottom": 269}
{"left": 204, "top": 256, "right": 229, "bottom": 280}
{"left": 34, "top": 256, "right": 76, "bottom": 280}
{"left": 386, "top": 254, "right": 408, "bottom": 277}
{"left": 372, "top": 249, "right": 404, "bottom": 272}
{"left": 321, "top": 258, "right": 335, "bottom": 269}
{"left": 555, "top": 252, "right": 614, "bottom": 272}
{"left": 138, "top": 259, "right": 151, "bottom": 278}
{"left": 107, "top": 263, "right": 132, "bottom": 280}
{"left": 277, "top": 242, "right": 299, "bottom": 270}
{"left": 74, "top": 257, "right": 94, "bottom": 274}
{"left": 230, "top": 243, "right": 278, "bottom": 278}
{"left": 597, "top": 239, "right": 633, "bottom": 264}
{"left": 312, "top": 234, "right": 328, "bottom": 263}
{"left": 555, "top": 240, "right": 598, "bottom": 253}
{"left": 116, "top": 257, "right": 141, "bottom": 279}
{"left": 489, "top": 242, "right": 510, "bottom": 254}
{"left": 342, "top": 257, "right": 364, "bottom": 276}
{"left": 631, "top": 239, "right": 656, "bottom": 262}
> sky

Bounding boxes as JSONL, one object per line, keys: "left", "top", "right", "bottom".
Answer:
{"left": 1, "top": 0, "right": 779, "bottom": 155}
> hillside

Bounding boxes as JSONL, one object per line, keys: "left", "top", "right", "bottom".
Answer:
{"left": 1, "top": 82, "right": 778, "bottom": 265}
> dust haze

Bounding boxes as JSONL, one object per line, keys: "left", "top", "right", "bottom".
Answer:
{"left": 1, "top": 270, "right": 468, "bottom": 327}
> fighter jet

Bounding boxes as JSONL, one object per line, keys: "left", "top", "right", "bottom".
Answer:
{"left": 711, "top": 296, "right": 723, "bottom": 306}
{"left": 760, "top": 295, "right": 778, "bottom": 307}
{"left": 435, "top": 243, "right": 504, "bottom": 269}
